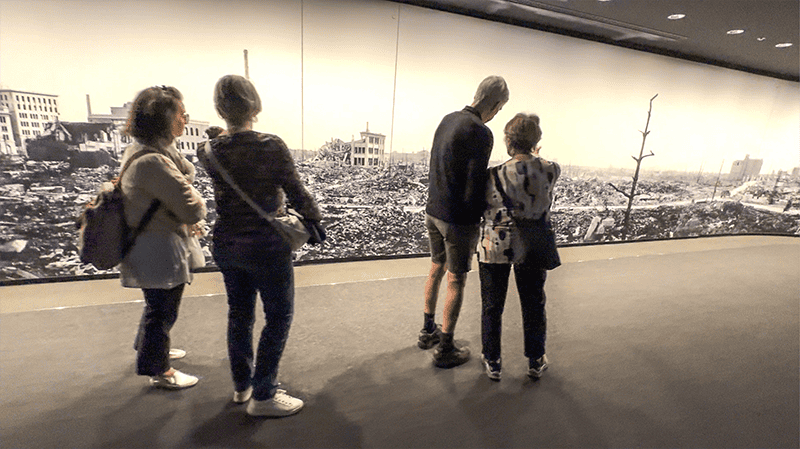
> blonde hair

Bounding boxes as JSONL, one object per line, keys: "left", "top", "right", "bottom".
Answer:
{"left": 214, "top": 75, "right": 262, "bottom": 129}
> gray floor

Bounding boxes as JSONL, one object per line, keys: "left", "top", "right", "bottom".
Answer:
{"left": 1, "top": 236, "right": 798, "bottom": 448}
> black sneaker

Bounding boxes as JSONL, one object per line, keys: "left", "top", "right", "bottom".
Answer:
{"left": 528, "top": 354, "right": 548, "bottom": 379}
{"left": 482, "top": 355, "right": 501, "bottom": 381}
{"left": 418, "top": 324, "right": 442, "bottom": 349}
{"left": 433, "top": 343, "right": 471, "bottom": 368}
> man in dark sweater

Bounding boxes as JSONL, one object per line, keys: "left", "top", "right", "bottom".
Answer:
{"left": 419, "top": 76, "right": 509, "bottom": 368}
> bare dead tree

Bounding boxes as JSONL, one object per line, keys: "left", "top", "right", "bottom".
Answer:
{"left": 608, "top": 94, "right": 658, "bottom": 240}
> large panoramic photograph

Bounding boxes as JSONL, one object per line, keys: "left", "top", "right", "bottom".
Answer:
{"left": 0, "top": 0, "right": 798, "bottom": 282}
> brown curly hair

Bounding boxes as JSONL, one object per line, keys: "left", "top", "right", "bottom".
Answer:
{"left": 125, "top": 86, "right": 183, "bottom": 147}
{"left": 504, "top": 113, "right": 542, "bottom": 156}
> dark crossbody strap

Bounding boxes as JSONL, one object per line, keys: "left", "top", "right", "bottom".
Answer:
{"left": 491, "top": 168, "right": 516, "bottom": 219}
{"left": 202, "top": 141, "right": 296, "bottom": 243}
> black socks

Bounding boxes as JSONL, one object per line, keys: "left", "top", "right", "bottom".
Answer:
{"left": 440, "top": 332, "right": 454, "bottom": 350}
{"left": 423, "top": 313, "right": 436, "bottom": 333}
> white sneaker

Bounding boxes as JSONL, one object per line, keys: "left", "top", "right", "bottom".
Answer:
{"left": 233, "top": 386, "right": 253, "bottom": 403}
{"left": 246, "top": 391, "right": 304, "bottom": 417}
{"left": 169, "top": 348, "right": 186, "bottom": 360}
{"left": 149, "top": 370, "right": 198, "bottom": 390}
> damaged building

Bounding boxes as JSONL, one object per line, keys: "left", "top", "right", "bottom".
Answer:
{"left": 25, "top": 121, "right": 119, "bottom": 168}
{"left": 313, "top": 124, "right": 386, "bottom": 167}
{"left": 86, "top": 97, "right": 210, "bottom": 162}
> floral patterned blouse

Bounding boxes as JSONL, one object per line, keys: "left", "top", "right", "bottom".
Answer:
{"left": 477, "top": 155, "right": 561, "bottom": 264}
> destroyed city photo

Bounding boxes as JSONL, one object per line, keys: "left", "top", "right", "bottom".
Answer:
{"left": 1, "top": 0, "right": 798, "bottom": 283}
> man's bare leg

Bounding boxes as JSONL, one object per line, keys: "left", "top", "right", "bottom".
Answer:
{"left": 423, "top": 262, "right": 446, "bottom": 315}
{"left": 442, "top": 271, "right": 467, "bottom": 334}
{"left": 433, "top": 271, "right": 471, "bottom": 367}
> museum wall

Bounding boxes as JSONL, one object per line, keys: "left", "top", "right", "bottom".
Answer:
{"left": 0, "top": 0, "right": 798, "bottom": 282}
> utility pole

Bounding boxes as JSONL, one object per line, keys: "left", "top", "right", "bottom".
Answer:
{"left": 243, "top": 49, "right": 249, "bottom": 80}
{"left": 712, "top": 159, "right": 724, "bottom": 200}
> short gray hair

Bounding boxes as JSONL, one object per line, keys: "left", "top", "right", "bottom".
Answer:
{"left": 214, "top": 75, "right": 262, "bottom": 129}
{"left": 473, "top": 76, "right": 509, "bottom": 110}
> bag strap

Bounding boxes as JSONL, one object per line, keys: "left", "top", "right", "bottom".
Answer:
{"left": 118, "top": 148, "right": 158, "bottom": 181}
{"left": 118, "top": 148, "right": 162, "bottom": 235}
{"left": 202, "top": 141, "right": 294, "bottom": 242}
{"left": 492, "top": 168, "right": 516, "bottom": 219}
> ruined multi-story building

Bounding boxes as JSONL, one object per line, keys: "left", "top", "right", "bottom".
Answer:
{"left": 0, "top": 104, "right": 19, "bottom": 156}
{"left": 351, "top": 124, "right": 385, "bottom": 167}
{"left": 0, "top": 89, "right": 61, "bottom": 155}
{"left": 729, "top": 154, "right": 764, "bottom": 181}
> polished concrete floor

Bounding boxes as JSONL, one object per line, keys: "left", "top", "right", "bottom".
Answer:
{"left": 1, "top": 236, "right": 798, "bottom": 448}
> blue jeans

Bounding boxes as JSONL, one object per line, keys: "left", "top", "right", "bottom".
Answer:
{"left": 479, "top": 262, "right": 547, "bottom": 361}
{"left": 214, "top": 238, "right": 294, "bottom": 401}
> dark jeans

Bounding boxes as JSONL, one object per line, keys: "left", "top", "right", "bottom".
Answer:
{"left": 134, "top": 284, "right": 185, "bottom": 376}
{"left": 215, "top": 241, "right": 294, "bottom": 401}
{"left": 479, "top": 262, "right": 547, "bottom": 361}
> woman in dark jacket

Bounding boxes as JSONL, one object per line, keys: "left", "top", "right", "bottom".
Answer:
{"left": 197, "top": 75, "right": 322, "bottom": 417}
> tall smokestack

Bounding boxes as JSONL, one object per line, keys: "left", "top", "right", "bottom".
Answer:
{"left": 244, "top": 49, "right": 249, "bottom": 80}
{"left": 86, "top": 94, "right": 92, "bottom": 118}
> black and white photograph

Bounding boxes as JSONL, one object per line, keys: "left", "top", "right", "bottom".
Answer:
{"left": 1, "top": 0, "right": 798, "bottom": 447}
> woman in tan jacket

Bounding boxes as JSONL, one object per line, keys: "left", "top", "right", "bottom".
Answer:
{"left": 119, "top": 86, "right": 206, "bottom": 389}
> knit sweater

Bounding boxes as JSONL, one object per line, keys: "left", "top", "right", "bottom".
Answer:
{"left": 197, "top": 131, "right": 321, "bottom": 246}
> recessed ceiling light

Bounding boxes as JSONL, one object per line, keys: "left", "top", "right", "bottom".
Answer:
{"left": 775, "top": 42, "right": 794, "bottom": 48}
{"left": 757, "top": 37, "right": 766, "bottom": 41}
{"left": 667, "top": 14, "right": 685, "bottom": 20}
{"left": 726, "top": 29, "right": 745, "bottom": 35}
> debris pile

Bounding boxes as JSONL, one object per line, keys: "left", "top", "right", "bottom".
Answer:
{"left": 557, "top": 200, "right": 800, "bottom": 244}
{"left": 1, "top": 158, "right": 798, "bottom": 282}
{"left": 312, "top": 138, "right": 351, "bottom": 164}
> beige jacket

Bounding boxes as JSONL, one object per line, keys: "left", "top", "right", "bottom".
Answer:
{"left": 118, "top": 142, "right": 207, "bottom": 289}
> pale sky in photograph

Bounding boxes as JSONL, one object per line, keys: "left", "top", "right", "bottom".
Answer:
{"left": 1, "top": 0, "right": 798, "bottom": 173}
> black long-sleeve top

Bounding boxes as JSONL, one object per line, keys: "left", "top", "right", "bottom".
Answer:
{"left": 425, "top": 106, "right": 494, "bottom": 225}
{"left": 197, "top": 131, "right": 322, "bottom": 245}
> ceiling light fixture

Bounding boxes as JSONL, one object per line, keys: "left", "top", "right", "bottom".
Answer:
{"left": 492, "top": 1, "right": 687, "bottom": 42}
{"left": 726, "top": 29, "right": 745, "bottom": 35}
{"left": 667, "top": 14, "right": 685, "bottom": 20}
{"left": 757, "top": 37, "right": 766, "bottom": 41}
{"left": 775, "top": 42, "right": 794, "bottom": 48}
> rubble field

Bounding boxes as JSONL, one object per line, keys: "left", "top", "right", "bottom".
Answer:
{"left": 1, "top": 158, "right": 798, "bottom": 282}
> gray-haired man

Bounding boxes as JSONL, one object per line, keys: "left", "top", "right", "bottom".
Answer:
{"left": 419, "top": 76, "right": 509, "bottom": 368}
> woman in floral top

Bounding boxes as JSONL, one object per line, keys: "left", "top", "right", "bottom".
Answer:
{"left": 476, "top": 113, "right": 560, "bottom": 381}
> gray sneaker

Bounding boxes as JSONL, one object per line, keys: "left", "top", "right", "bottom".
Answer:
{"left": 528, "top": 355, "right": 548, "bottom": 379}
